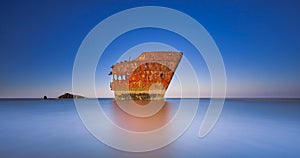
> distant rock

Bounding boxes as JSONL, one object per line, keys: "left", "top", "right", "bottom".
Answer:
{"left": 57, "top": 93, "right": 84, "bottom": 99}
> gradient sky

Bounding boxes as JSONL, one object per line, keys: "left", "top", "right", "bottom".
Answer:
{"left": 1, "top": 0, "right": 300, "bottom": 98}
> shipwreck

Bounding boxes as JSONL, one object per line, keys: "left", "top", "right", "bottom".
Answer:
{"left": 109, "top": 51, "right": 182, "bottom": 100}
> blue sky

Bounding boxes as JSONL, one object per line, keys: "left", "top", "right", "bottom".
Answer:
{"left": 0, "top": 0, "right": 300, "bottom": 98}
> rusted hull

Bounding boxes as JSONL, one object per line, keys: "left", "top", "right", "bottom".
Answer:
{"left": 109, "top": 52, "right": 182, "bottom": 100}
{"left": 114, "top": 91, "right": 165, "bottom": 100}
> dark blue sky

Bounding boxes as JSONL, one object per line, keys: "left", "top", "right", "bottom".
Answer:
{"left": 1, "top": 0, "right": 300, "bottom": 98}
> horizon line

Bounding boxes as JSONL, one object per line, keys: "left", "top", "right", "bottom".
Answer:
{"left": 0, "top": 97, "right": 300, "bottom": 101}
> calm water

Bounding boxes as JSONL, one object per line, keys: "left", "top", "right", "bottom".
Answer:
{"left": 0, "top": 99, "right": 299, "bottom": 157}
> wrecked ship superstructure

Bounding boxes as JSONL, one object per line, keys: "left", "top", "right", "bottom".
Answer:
{"left": 109, "top": 52, "right": 182, "bottom": 100}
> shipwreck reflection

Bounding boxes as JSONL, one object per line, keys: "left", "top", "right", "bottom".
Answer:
{"left": 105, "top": 100, "right": 179, "bottom": 132}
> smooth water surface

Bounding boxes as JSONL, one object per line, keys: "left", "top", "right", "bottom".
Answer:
{"left": 0, "top": 99, "right": 299, "bottom": 157}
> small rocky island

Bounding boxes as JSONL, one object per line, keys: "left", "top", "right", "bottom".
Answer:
{"left": 57, "top": 93, "right": 85, "bottom": 99}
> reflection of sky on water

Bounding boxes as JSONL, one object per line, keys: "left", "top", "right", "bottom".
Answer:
{"left": 0, "top": 99, "right": 299, "bottom": 157}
